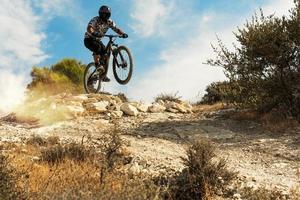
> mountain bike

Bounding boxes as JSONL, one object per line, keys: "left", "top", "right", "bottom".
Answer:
{"left": 83, "top": 35, "right": 133, "bottom": 94}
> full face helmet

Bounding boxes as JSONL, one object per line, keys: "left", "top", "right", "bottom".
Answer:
{"left": 99, "top": 5, "right": 111, "bottom": 21}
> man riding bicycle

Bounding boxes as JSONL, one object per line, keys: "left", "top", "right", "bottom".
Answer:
{"left": 84, "top": 5, "right": 128, "bottom": 82}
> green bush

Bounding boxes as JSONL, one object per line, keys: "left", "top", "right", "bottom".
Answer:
{"left": 208, "top": 1, "right": 300, "bottom": 120}
{"left": 51, "top": 59, "right": 85, "bottom": 84}
{"left": 28, "top": 58, "right": 85, "bottom": 95}
{"left": 200, "top": 81, "right": 240, "bottom": 105}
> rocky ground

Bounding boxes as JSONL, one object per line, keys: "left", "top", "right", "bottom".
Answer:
{"left": 0, "top": 93, "right": 299, "bottom": 196}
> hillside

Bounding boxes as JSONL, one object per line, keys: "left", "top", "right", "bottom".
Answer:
{"left": 0, "top": 93, "right": 299, "bottom": 199}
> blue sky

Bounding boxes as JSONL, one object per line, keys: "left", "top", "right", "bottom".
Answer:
{"left": 0, "top": 0, "right": 295, "bottom": 110}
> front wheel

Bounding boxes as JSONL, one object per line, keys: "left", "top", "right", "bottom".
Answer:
{"left": 83, "top": 62, "right": 102, "bottom": 94}
{"left": 112, "top": 46, "right": 133, "bottom": 85}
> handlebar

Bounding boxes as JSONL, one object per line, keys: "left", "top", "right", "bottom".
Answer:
{"left": 104, "top": 34, "right": 123, "bottom": 38}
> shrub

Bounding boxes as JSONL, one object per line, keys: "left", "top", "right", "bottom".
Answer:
{"left": 51, "top": 58, "right": 85, "bottom": 84}
{"left": 200, "top": 81, "right": 240, "bottom": 105}
{"left": 41, "top": 143, "right": 96, "bottom": 165}
{"left": 208, "top": 2, "right": 300, "bottom": 120}
{"left": 167, "top": 139, "right": 236, "bottom": 200}
{"left": 28, "top": 58, "right": 85, "bottom": 95}
{"left": 155, "top": 92, "right": 182, "bottom": 103}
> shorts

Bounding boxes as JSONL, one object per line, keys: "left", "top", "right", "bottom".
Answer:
{"left": 84, "top": 37, "right": 106, "bottom": 56}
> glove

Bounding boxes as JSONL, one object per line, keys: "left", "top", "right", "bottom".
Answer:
{"left": 92, "top": 31, "right": 102, "bottom": 38}
{"left": 122, "top": 33, "right": 128, "bottom": 38}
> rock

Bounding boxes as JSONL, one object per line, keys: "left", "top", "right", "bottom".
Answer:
{"left": 68, "top": 101, "right": 83, "bottom": 107}
{"left": 166, "top": 107, "right": 179, "bottom": 113}
{"left": 173, "top": 103, "right": 188, "bottom": 113}
{"left": 157, "top": 100, "right": 165, "bottom": 105}
{"left": 164, "top": 101, "right": 176, "bottom": 109}
{"left": 111, "top": 111, "right": 123, "bottom": 118}
{"left": 107, "top": 100, "right": 118, "bottom": 111}
{"left": 165, "top": 101, "right": 191, "bottom": 113}
{"left": 130, "top": 162, "right": 141, "bottom": 174}
{"left": 136, "top": 103, "right": 149, "bottom": 112}
{"left": 67, "top": 94, "right": 88, "bottom": 102}
{"left": 130, "top": 102, "right": 139, "bottom": 107}
{"left": 66, "top": 105, "right": 85, "bottom": 116}
{"left": 83, "top": 98, "right": 98, "bottom": 105}
{"left": 121, "top": 103, "right": 139, "bottom": 116}
{"left": 85, "top": 101, "right": 109, "bottom": 113}
{"left": 31, "top": 156, "right": 41, "bottom": 162}
{"left": 233, "top": 193, "right": 241, "bottom": 200}
{"left": 149, "top": 103, "right": 166, "bottom": 113}
{"left": 181, "top": 101, "right": 193, "bottom": 113}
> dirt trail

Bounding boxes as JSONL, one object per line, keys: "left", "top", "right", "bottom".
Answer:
{"left": 0, "top": 109, "right": 299, "bottom": 193}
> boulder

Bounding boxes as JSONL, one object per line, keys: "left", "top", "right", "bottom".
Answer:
{"left": 149, "top": 103, "right": 166, "bottom": 113}
{"left": 120, "top": 103, "right": 139, "bottom": 116}
{"left": 136, "top": 103, "right": 150, "bottom": 112}
{"left": 85, "top": 101, "right": 109, "bottom": 113}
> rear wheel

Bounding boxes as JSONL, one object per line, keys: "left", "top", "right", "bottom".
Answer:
{"left": 112, "top": 46, "right": 133, "bottom": 85}
{"left": 83, "top": 62, "right": 102, "bottom": 94}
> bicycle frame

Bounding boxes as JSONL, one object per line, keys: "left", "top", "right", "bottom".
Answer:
{"left": 101, "top": 35, "right": 127, "bottom": 70}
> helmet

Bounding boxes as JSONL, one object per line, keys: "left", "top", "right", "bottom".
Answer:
{"left": 99, "top": 5, "right": 111, "bottom": 21}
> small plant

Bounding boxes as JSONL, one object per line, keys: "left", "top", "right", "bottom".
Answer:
{"left": 27, "top": 135, "right": 60, "bottom": 147}
{"left": 41, "top": 143, "right": 96, "bottom": 165}
{"left": 167, "top": 139, "right": 236, "bottom": 200}
{"left": 26, "top": 135, "right": 47, "bottom": 146}
{"left": 155, "top": 92, "right": 182, "bottom": 103}
{"left": 41, "top": 145, "right": 65, "bottom": 164}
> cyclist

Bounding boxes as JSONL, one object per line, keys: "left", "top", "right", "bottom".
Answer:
{"left": 84, "top": 5, "right": 128, "bottom": 82}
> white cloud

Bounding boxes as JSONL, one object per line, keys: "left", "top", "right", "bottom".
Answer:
{"left": 130, "top": 0, "right": 174, "bottom": 37}
{"left": 0, "top": 0, "right": 47, "bottom": 69}
{"left": 263, "top": 0, "right": 294, "bottom": 17}
{"left": 126, "top": 0, "right": 295, "bottom": 102}
{"left": 32, "top": 0, "right": 84, "bottom": 27}
{"left": 0, "top": 0, "right": 80, "bottom": 112}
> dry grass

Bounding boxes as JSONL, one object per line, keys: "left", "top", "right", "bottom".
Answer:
{"left": 193, "top": 103, "right": 229, "bottom": 113}
{"left": 0, "top": 154, "right": 26, "bottom": 200}
{"left": 239, "top": 187, "right": 290, "bottom": 200}
{"left": 229, "top": 110, "right": 259, "bottom": 121}
{"left": 26, "top": 135, "right": 60, "bottom": 148}
{"left": 0, "top": 132, "right": 161, "bottom": 200}
{"left": 260, "top": 111, "right": 299, "bottom": 132}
